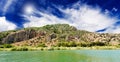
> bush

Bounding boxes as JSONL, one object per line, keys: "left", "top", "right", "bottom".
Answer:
{"left": 56, "top": 42, "right": 68, "bottom": 47}
{"left": 11, "top": 47, "right": 28, "bottom": 51}
{"left": 38, "top": 43, "right": 46, "bottom": 47}
{"left": 90, "top": 42, "right": 106, "bottom": 46}
{"left": 56, "top": 41, "right": 77, "bottom": 47}
{"left": 0, "top": 45, "right": 4, "bottom": 48}
{"left": 0, "top": 44, "right": 13, "bottom": 48}
{"left": 69, "top": 42, "right": 77, "bottom": 47}
{"left": 77, "top": 42, "right": 107, "bottom": 47}
{"left": 56, "top": 41, "right": 107, "bottom": 47}
{"left": 76, "top": 42, "right": 88, "bottom": 47}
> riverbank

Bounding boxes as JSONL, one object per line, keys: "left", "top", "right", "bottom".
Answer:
{"left": 0, "top": 46, "right": 120, "bottom": 51}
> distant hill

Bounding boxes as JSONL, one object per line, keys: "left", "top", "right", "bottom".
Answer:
{"left": 0, "top": 24, "right": 120, "bottom": 47}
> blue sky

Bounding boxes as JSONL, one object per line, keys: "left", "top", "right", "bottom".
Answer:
{"left": 0, "top": 0, "right": 120, "bottom": 33}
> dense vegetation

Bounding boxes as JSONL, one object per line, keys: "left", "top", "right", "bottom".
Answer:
{"left": 0, "top": 44, "right": 13, "bottom": 48}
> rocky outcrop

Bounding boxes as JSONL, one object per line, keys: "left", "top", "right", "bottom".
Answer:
{"left": 2, "top": 29, "right": 38, "bottom": 44}
{"left": 83, "top": 33, "right": 120, "bottom": 43}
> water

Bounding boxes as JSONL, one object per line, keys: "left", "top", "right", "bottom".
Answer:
{"left": 0, "top": 50, "right": 120, "bottom": 62}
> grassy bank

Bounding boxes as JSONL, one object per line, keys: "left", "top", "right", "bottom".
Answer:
{"left": 0, "top": 46, "right": 120, "bottom": 51}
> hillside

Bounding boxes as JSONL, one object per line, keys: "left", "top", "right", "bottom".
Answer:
{"left": 0, "top": 24, "right": 120, "bottom": 47}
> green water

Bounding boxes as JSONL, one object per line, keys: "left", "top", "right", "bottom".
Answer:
{"left": 0, "top": 50, "right": 120, "bottom": 62}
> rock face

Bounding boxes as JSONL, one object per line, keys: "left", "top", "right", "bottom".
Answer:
{"left": 83, "top": 33, "right": 120, "bottom": 43}
{"left": 2, "top": 29, "right": 38, "bottom": 44}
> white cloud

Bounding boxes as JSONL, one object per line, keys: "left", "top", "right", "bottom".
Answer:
{"left": 23, "top": 12, "right": 71, "bottom": 27}
{"left": 0, "top": 0, "right": 18, "bottom": 14}
{"left": 0, "top": 17, "right": 16, "bottom": 31}
{"left": 23, "top": 3, "right": 118, "bottom": 33}
{"left": 3, "top": 0, "right": 14, "bottom": 13}
{"left": 105, "top": 9, "right": 110, "bottom": 14}
{"left": 101, "top": 26, "right": 120, "bottom": 33}
{"left": 112, "top": 27, "right": 120, "bottom": 33}
{"left": 61, "top": 5, "right": 117, "bottom": 32}
{"left": 112, "top": 7, "right": 118, "bottom": 12}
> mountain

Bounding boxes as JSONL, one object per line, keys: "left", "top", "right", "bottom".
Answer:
{"left": 0, "top": 24, "right": 120, "bottom": 47}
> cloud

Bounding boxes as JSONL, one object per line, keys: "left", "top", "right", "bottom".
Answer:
{"left": 112, "top": 8, "right": 118, "bottom": 12}
{"left": 23, "top": 2, "right": 118, "bottom": 33}
{"left": 101, "top": 26, "right": 120, "bottom": 33}
{"left": 3, "top": 0, "right": 13, "bottom": 12}
{"left": 0, "top": 0, "right": 18, "bottom": 14}
{"left": 23, "top": 12, "right": 71, "bottom": 27}
{"left": 0, "top": 17, "right": 17, "bottom": 31}
{"left": 112, "top": 27, "right": 120, "bottom": 33}
{"left": 61, "top": 5, "right": 118, "bottom": 32}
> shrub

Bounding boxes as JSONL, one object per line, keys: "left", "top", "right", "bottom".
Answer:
{"left": 90, "top": 42, "right": 106, "bottom": 46}
{"left": 11, "top": 47, "right": 28, "bottom": 51}
{"left": 56, "top": 41, "right": 77, "bottom": 47}
{"left": 69, "top": 42, "right": 77, "bottom": 47}
{"left": 38, "top": 43, "right": 46, "bottom": 47}
{"left": 0, "top": 44, "right": 13, "bottom": 48}
{"left": 0, "top": 45, "right": 4, "bottom": 48}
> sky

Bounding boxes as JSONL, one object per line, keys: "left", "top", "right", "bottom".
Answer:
{"left": 0, "top": 0, "right": 120, "bottom": 33}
